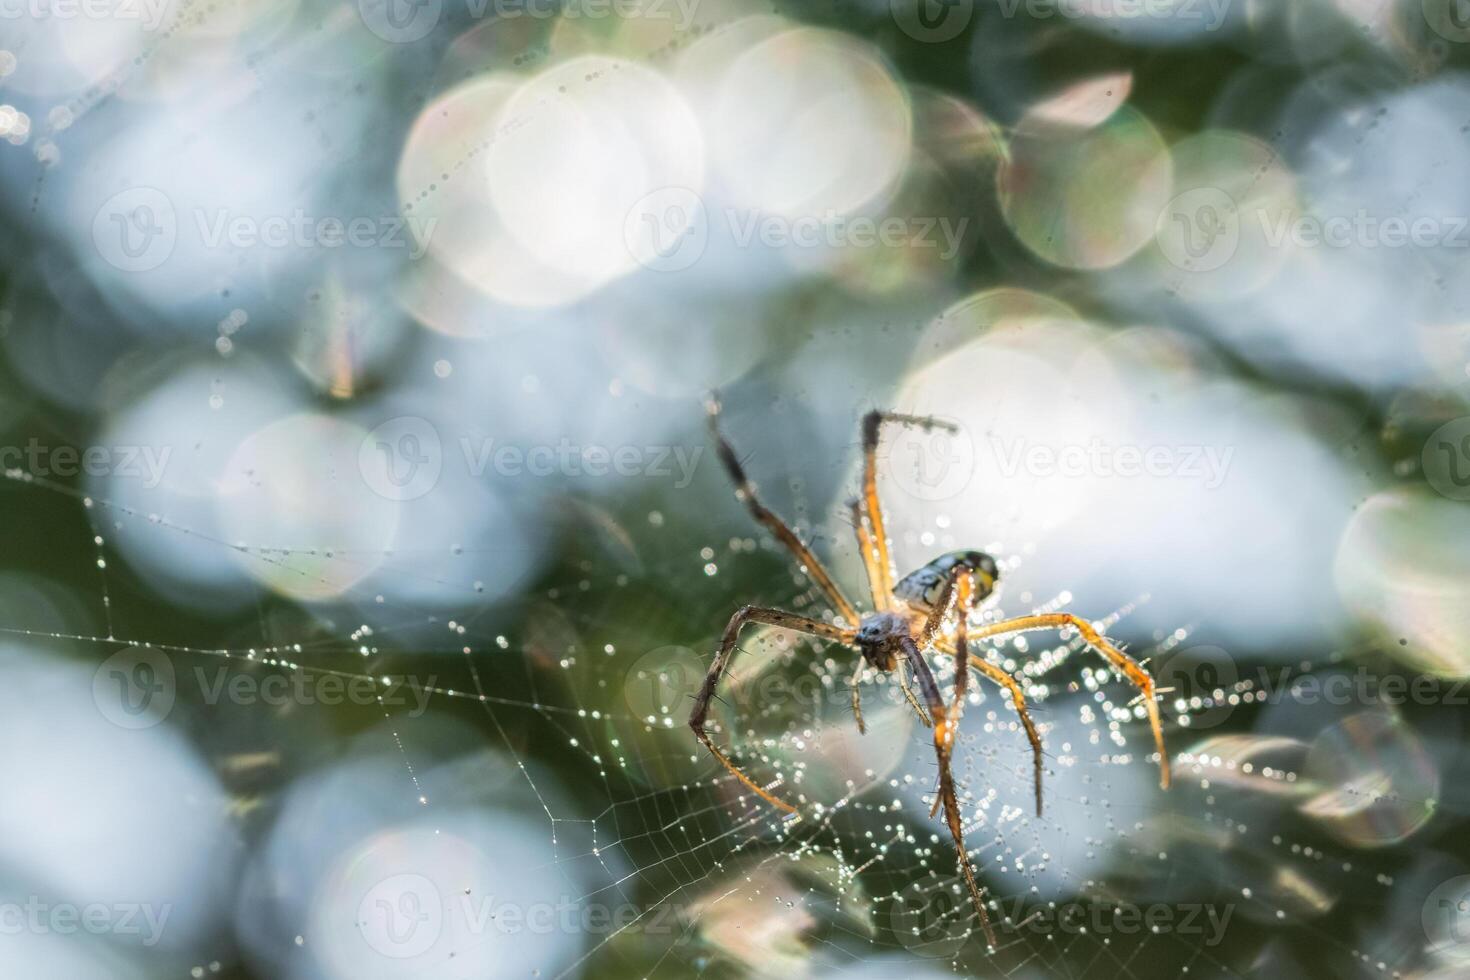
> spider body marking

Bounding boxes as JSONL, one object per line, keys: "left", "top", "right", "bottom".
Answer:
{"left": 689, "top": 399, "right": 1172, "bottom": 950}
{"left": 893, "top": 550, "right": 998, "bottom": 612}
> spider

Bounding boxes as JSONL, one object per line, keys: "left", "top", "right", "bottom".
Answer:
{"left": 688, "top": 398, "right": 1172, "bottom": 947}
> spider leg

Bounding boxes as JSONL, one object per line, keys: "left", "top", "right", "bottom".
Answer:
{"left": 708, "top": 397, "right": 859, "bottom": 624}
{"left": 967, "top": 613, "right": 1171, "bottom": 789}
{"left": 846, "top": 497, "right": 890, "bottom": 613}
{"left": 918, "top": 571, "right": 960, "bottom": 650}
{"left": 921, "top": 571, "right": 1045, "bottom": 817}
{"left": 850, "top": 652, "right": 932, "bottom": 735}
{"left": 849, "top": 656, "right": 868, "bottom": 735}
{"left": 896, "top": 662, "right": 933, "bottom": 728}
{"left": 860, "top": 410, "right": 960, "bottom": 607}
{"left": 690, "top": 604, "right": 856, "bottom": 814}
{"left": 931, "top": 639, "right": 1045, "bottom": 818}
{"left": 900, "top": 635, "right": 999, "bottom": 949}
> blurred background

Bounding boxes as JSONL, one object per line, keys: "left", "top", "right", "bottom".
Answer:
{"left": 2, "top": 0, "right": 1470, "bottom": 977}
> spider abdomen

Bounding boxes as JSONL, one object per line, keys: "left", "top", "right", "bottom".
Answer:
{"left": 893, "top": 550, "right": 999, "bottom": 611}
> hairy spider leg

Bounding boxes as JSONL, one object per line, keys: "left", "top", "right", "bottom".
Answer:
{"left": 860, "top": 410, "right": 959, "bottom": 608}
{"left": 920, "top": 571, "right": 1045, "bottom": 818}
{"left": 900, "top": 634, "right": 999, "bottom": 948}
{"left": 966, "top": 613, "right": 1171, "bottom": 789}
{"left": 849, "top": 654, "right": 932, "bottom": 736}
{"left": 689, "top": 605, "right": 855, "bottom": 814}
{"left": 708, "top": 396, "right": 859, "bottom": 624}
{"left": 844, "top": 503, "right": 930, "bottom": 733}
{"left": 846, "top": 497, "right": 890, "bottom": 613}
{"left": 934, "top": 639, "right": 1046, "bottom": 818}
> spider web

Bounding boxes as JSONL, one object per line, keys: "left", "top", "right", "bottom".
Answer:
{"left": 0, "top": 6, "right": 1444, "bottom": 978}
{"left": 0, "top": 459, "right": 1423, "bottom": 980}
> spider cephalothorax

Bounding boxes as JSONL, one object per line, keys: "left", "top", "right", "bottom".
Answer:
{"left": 853, "top": 610, "right": 908, "bottom": 671}
{"left": 689, "top": 399, "right": 1171, "bottom": 948}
